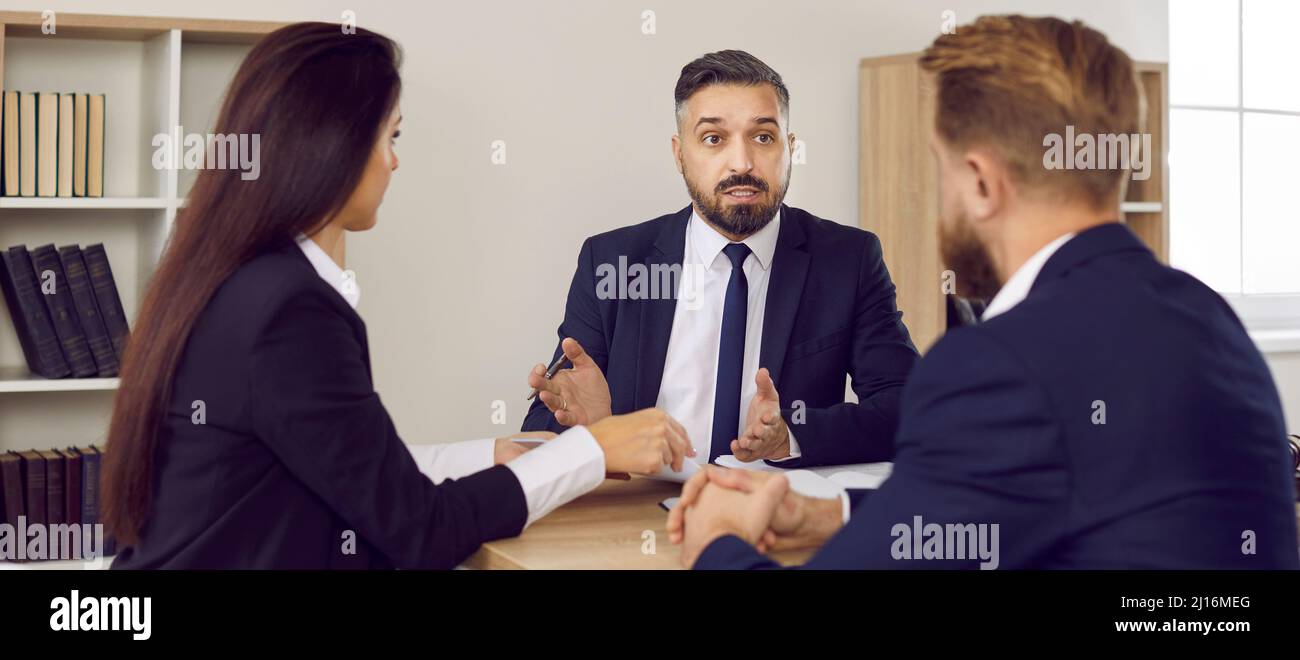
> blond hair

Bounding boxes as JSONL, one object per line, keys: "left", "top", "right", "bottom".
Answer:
{"left": 920, "top": 15, "right": 1145, "bottom": 209}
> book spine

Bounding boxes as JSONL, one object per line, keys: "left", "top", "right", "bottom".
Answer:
{"left": 19, "top": 92, "right": 35, "bottom": 197}
{"left": 87, "top": 94, "right": 104, "bottom": 198}
{"left": 37, "top": 92, "right": 56, "bottom": 197}
{"left": 59, "top": 246, "right": 118, "bottom": 377}
{"left": 90, "top": 446, "right": 115, "bottom": 556}
{"left": 80, "top": 449, "right": 100, "bottom": 544}
{"left": 64, "top": 451, "right": 82, "bottom": 527}
{"left": 0, "top": 246, "right": 72, "bottom": 378}
{"left": 2, "top": 92, "right": 17, "bottom": 196}
{"left": 82, "top": 244, "right": 130, "bottom": 360}
{"left": 0, "top": 456, "right": 24, "bottom": 526}
{"left": 31, "top": 244, "right": 97, "bottom": 377}
{"left": 21, "top": 454, "right": 47, "bottom": 527}
{"left": 63, "top": 451, "right": 82, "bottom": 559}
{"left": 45, "top": 454, "right": 64, "bottom": 526}
{"left": 57, "top": 93, "right": 73, "bottom": 197}
{"left": 73, "top": 94, "right": 87, "bottom": 198}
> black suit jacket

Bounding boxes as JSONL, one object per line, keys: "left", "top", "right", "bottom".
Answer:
{"left": 522, "top": 205, "right": 919, "bottom": 465}
{"left": 112, "top": 242, "right": 526, "bottom": 569}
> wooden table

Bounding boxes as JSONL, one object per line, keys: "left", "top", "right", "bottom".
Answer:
{"left": 465, "top": 479, "right": 1300, "bottom": 570}
{"left": 464, "top": 477, "right": 813, "bottom": 569}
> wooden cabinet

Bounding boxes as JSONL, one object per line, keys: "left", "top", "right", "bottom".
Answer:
{"left": 859, "top": 53, "right": 1168, "bottom": 353}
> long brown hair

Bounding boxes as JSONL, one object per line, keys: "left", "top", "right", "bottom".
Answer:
{"left": 102, "top": 22, "right": 403, "bottom": 545}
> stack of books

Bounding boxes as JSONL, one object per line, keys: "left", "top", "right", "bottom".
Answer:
{"left": 1291, "top": 436, "right": 1300, "bottom": 501}
{"left": 0, "top": 243, "right": 130, "bottom": 378}
{"left": 0, "top": 444, "right": 115, "bottom": 560}
{"left": 1, "top": 91, "right": 106, "bottom": 197}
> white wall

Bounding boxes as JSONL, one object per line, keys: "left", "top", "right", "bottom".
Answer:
{"left": 5, "top": 0, "right": 1204, "bottom": 442}
{"left": 1265, "top": 352, "right": 1300, "bottom": 431}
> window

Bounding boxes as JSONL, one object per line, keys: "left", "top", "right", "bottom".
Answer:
{"left": 1169, "top": 0, "right": 1300, "bottom": 333}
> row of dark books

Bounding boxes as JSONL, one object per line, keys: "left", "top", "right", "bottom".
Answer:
{"left": 0, "top": 445, "right": 116, "bottom": 559}
{"left": 1291, "top": 436, "right": 1300, "bottom": 501}
{"left": 2, "top": 91, "right": 106, "bottom": 197}
{"left": 0, "top": 243, "right": 129, "bottom": 378}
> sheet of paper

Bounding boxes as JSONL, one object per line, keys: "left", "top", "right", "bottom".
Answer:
{"left": 713, "top": 454, "right": 783, "bottom": 472}
{"left": 698, "top": 457, "right": 848, "bottom": 500}
{"left": 714, "top": 455, "right": 894, "bottom": 489}
{"left": 652, "top": 470, "right": 838, "bottom": 506}
{"left": 644, "top": 457, "right": 894, "bottom": 491}
{"left": 782, "top": 470, "right": 847, "bottom": 500}
{"left": 644, "top": 456, "right": 702, "bottom": 483}
{"left": 825, "top": 464, "right": 893, "bottom": 490}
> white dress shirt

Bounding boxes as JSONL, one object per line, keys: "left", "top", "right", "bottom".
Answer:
{"left": 981, "top": 232, "right": 1076, "bottom": 322}
{"left": 654, "top": 210, "right": 802, "bottom": 464}
{"left": 294, "top": 233, "right": 606, "bottom": 527}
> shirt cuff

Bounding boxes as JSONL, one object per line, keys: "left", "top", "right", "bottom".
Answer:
{"left": 766, "top": 425, "right": 803, "bottom": 463}
{"left": 505, "top": 425, "right": 606, "bottom": 527}
{"left": 406, "top": 437, "right": 496, "bottom": 484}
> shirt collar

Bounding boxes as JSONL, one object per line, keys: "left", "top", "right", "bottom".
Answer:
{"left": 688, "top": 207, "right": 781, "bottom": 271}
{"left": 295, "top": 232, "right": 360, "bottom": 309}
{"left": 981, "top": 232, "right": 1075, "bottom": 322}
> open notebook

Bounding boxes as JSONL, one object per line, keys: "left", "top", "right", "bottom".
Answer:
{"left": 714, "top": 455, "right": 894, "bottom": 491}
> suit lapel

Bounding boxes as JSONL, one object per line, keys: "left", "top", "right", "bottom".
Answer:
{"left": 759, "top": 205, "right": 810, "bottom": 386}
{"left": 633, "top": 206, "right": 691, "bottom": 409}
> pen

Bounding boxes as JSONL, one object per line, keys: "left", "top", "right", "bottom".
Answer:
{"left": 526, "top": 353, "right": 570, "bottom": 401}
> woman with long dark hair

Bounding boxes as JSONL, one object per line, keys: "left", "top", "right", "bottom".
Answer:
{"left": 102, "top": 22, "right": 692, "bottom": 569}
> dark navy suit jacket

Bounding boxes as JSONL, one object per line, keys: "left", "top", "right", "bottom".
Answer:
{"left": 697, "top": 223, "right": 1300, "bottom": 569}
{"left": 522, "top": 205, "right": 919, "bottom": 466}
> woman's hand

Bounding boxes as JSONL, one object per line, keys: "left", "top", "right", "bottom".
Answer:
{"left": 587, "top": 409, "right": 695, "bottom": 475}
{"left": 493, "top": 431, "right": 557, "bottom": 465}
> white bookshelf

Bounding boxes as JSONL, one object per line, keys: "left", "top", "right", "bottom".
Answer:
{"left": 0, "top": 197, "right": 167, "bottom": 209}
{"left": 1120, "top": 201, "right": 1164, "bottom": 214}
{"left": 0, "top": 12, "right": 282, "bottom": 452}
{"left": 0, "top": 366, "right": 117, "bottom": 392}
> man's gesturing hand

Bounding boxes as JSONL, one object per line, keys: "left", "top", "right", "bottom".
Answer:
{"left": 528, "top": 337, "right": 612, "bottom": 427}
{"left": 732, "top": 368, "right": 791, "bottom": 462}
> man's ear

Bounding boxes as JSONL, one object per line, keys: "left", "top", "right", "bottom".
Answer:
{"left": 787, "top": 132, "right": 796, "bottom": 153}
{"left": 671, "top": 134, "right": 684, "bottom": 174}
{"left": 962, "top": 149, "right": 1008, "bottom": 223}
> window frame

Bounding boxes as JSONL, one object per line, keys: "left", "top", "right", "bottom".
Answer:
{"left": 1169, "top": 0, "right": 1300, "bottom": 342}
